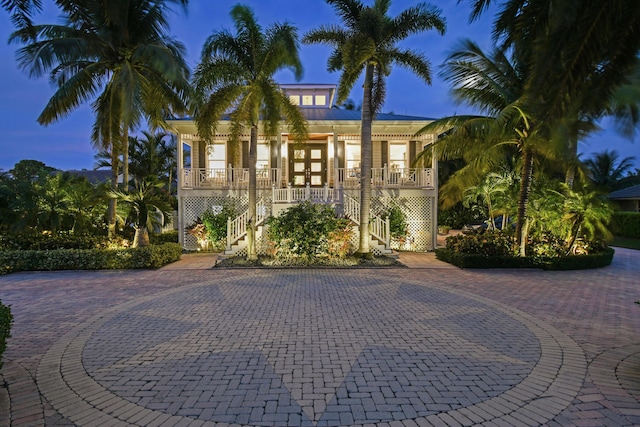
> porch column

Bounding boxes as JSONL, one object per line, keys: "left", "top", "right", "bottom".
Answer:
{"left": 432, "top": 144, "right": 438, "bottom": 250}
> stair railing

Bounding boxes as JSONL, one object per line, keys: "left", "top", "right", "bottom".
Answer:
{"left": 226, "top": 198, "right": 267, "bottom": 250}
{"left": 342, "top": 194, "right": 390, "bottom": 247}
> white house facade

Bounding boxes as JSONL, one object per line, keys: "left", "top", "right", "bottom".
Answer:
{"left": 168, "top": 84, "right": 439, "bottom": 255}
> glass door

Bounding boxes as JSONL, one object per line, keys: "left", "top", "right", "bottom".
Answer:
{"left": 288, "top": 143, "right": 327, "bottom": 187}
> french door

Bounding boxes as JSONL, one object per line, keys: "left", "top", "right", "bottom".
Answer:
{"left": 288, "top": 143, "right": 327, "bottom": 187}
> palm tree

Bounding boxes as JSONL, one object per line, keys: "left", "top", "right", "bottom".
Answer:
{"left": 416, "top": 40, "right": 546, "bottom": 254}
{"left": 9, "top": 0, "right": 190, "bottom": 238}
{"left": 128, "top": 131, "right": 177, "bottom": 190}
{"left": 583, "top": 150, "right": 636, "bottom": 191}
{"left": 465, "top": 0, "right": 640, "bottom": 185}
{"left": 192, "top": 4, "right": 307, "bottom": 261}
{"left": 304, "top": 0, "right": 445, "bottom": 257}
{"left": 110, "top": 180, "right": 173, "bottom": 247}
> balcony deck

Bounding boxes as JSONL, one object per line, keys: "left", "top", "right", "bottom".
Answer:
{"left": 181, "top": 167, "right": 435, "bottom": 190}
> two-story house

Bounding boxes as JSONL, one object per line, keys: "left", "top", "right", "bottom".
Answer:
{"left": 168, "top": 84, "right": 438, "bottom": 255}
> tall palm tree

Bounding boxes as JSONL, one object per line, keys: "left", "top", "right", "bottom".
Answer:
{"left": 465, "top": 0, "right": 640, "bottom": 184}
{"left": 304, "top": 0, "right": 445, "bottom": 256}
{"left": 416, "top": 40, "right": 546, "bottom": 254}
{"left": 192, "top": 4, "right": 307, "bottom": 261}
{"left": 9, "top": 0, "right": 190, "bottom": 238}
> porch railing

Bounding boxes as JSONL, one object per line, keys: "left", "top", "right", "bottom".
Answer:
{"left": 336, "top": 166, "right": 434, "bottom": 189}
{"left": 182, "top": 166, "right": 280, "bottom": 189}
{"left": 181, "top": 166, "right": 434, "bottom": 190}
{"left": 272, "top": 183, "right": 341, "bottom": 204}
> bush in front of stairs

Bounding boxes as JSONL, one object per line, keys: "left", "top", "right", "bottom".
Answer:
{"left": 266, "top": 201, "right": 354, "bottom": 260}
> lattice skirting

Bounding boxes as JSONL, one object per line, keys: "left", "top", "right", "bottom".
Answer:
{"left": 180, "top": 192, "right": 435, "bottom": 252}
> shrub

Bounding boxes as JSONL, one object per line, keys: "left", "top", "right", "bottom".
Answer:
{"left": 266, "top": 202, "right": 354, "bottom": 259}
{"left": 0, "top": 231, "right": 105, "bottom": 251}
{"left": 610, "top": 212, "right": 640, "bottom": 238}
{"left": 383, "top": 204, "right": 408, "bottom": 240}
{"left": 185, "top": 202, "right": 237, "bottom": 251}
{"left": 150, "top": 230, "right": 179, "bottom": 244}
{"left": 444, "top": 229, "right": 516, "bottom": 257}
{"left": 0, "top": 300, "right": 12, "bottom": 370}
{"left": 0, "top": 243, "right": 182, "bottom": 274}
{"left": 435, "top": 243, "right": 614, "bottom": 270}
{"left": 439, "top": 202, "right": 487, "bottom": 229}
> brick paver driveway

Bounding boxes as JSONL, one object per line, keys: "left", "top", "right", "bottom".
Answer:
{"left": 0, "top": 249, "right": 639, "bottom": 426}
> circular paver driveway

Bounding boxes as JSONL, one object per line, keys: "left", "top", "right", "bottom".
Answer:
{"left": 38, "top": 270, "right": 585, "bottom": 426}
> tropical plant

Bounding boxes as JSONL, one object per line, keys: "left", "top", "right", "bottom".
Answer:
{"left": 465, "top": 0, "right": 640, "bottom": 185}
{"left": 583, "top": 149, "right": 636, "bottom": 192}
{"left": 110, "top": 180, "right": 173, "bottom": 247}
{"left": 416, "top": 40, "right": 544, "bottom": 255}
{"left": 304, "top": 0, "right": 445, "bottom": 257}
{"left": 192, "top": 4, "right": 308, "bottom": 260}
{"left": 463, "top": 172, "right": 510, "bottom": 230}
{"left": 266, "top": 201, "right": 353, "bottom": 259}
{"left": 184, "top": 207, "right": 236, "bottom": 252}
{"left": 9, "top": 0, "right": 190, "bottom": 238}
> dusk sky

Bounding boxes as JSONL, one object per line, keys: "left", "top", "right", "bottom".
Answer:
{"left": 0, "top": 0, "right": 637, "bottom": 172}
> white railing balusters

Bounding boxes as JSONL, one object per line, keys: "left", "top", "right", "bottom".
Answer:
{"left": 226, "top": 198, "right": 267, "bottom": 250}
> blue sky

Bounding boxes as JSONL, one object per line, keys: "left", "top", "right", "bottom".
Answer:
{"left": 0, "top": 0, "right": 637, "bottom": 172}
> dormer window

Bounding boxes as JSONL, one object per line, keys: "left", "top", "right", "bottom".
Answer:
{"left": 315, "top": 95, "right": 326, "bottom": 106}
{"left": 289, "top": 95, "right": 300, "bottom": 105}
{"left": 302, "top": 95, "right": 313, "bottom": 106}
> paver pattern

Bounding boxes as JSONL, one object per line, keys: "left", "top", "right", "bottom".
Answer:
{"left": 0, "top": 248, "right": 639, "bottom": 426}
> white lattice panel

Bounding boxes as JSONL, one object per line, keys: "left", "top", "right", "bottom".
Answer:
{"left": 182, "top": 194, "right": 248, "bottom": 250}
{"left": 370, "top": 195, "right": 435, "bottom": 252}
{"left": 181, "top": 191, "right": 434, "bottom": 252}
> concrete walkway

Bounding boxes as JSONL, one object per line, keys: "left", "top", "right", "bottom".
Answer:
{"left": 0, "top": 249, "right": 638, "bottom": 426}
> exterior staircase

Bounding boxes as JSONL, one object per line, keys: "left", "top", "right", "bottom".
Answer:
{"left": 224, "top": 191, "right": 392, "bottom": 256}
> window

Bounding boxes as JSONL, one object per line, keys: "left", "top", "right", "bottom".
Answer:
{"left": 182, "top": 143, "right": 191, "bottom": 168}
{"left": 289, "top": 95, "right": 300, "bottom": 105}
{"left": 257, "top": 143, "right": 270, "bottom": 170}
{"left": 207, "top": 143, "right": 226, "bottom": 170}
{"left": 345, "top": 141, "right": 361, "bottom": 170}
{"left": 302, "top": 95, "right": 313, "bottom": 105}
{"left": 315, "top": 95, "right": 326, "bottom": 106}
{"left": 389, "top": 143, "right": 406, "bottom": 170}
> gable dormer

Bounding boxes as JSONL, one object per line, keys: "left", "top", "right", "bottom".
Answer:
{"left": 280, "top": 84, "right": 336, "bottom": 109}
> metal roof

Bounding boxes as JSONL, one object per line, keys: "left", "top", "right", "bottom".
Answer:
{"left": 608, "top": 184, "right": 640, "bottom": 200}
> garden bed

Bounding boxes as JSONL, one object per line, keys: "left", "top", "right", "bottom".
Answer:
{"left": 215, "top": 255, "right": 405, "bottom": 268}
{"left": 435, "top": 247, "right": 615, "bottom": 270}
{"left": 0, "top": 243, "right": 182, "bottom": 275}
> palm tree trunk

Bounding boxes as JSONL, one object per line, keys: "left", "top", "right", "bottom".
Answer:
{"left": 358, "top": 63, "right": 374, "bottom": 258}
{"left": 564, "top": 135, "right": 578, "bottom": 189}
{"left": 246, "top": 124, "right": 258, "bottom": 261}
{"left": 123, "top": 129, "right": 129, "bottom": 190}
{"left": 108, "top": 147, "right": 119, "bottom": 239}
{"left": 133, "top": 226, "right": 150, "bottom": 248}
{"left": 516, "top": 149, "right": 534, "bottom": 256}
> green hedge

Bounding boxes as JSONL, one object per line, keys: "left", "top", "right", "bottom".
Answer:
{"left": 149, "top": 230, "right": 179, "bottom": 245}
{"left": 0, "top": 243, "right": 182, "bottom": 275}
{"left": 0, "top": 300, "right": 12, "bottom": 370}
{"left": 435, "top": 247, "right": 615, "bottom": 270}
{"left": 611, "top": 212, "right": 640, "bottom": 238}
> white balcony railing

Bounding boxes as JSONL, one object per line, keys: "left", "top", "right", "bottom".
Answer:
{"left": 272, "top": 184, "right": 341, "bottom": 204}
{"left": 181, "top": 166, "right": 434, "bottom": 190}
{"left": 336, "top": 167, "right": 434, "bottom": 189}
{"left": 181, "top": 166, "right": 280, "bottom": 189}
